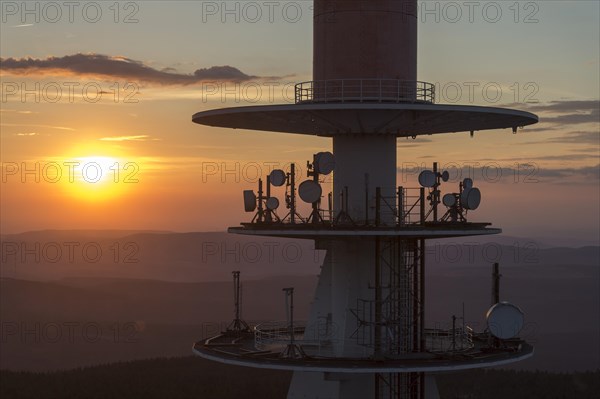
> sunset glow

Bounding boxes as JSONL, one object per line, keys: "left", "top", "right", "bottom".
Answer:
{"left": 0, "top": 3, "right": 598, "bottom": 397}
{"left": 0, "top": 1, "right": 598, "bottom": 245}
{"left": 59, "top": 155, "right": 130, "bottom": 201}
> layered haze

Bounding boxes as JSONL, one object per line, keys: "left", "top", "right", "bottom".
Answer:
{"left": 0, "top": 230, "right": 598, "bottom": 373}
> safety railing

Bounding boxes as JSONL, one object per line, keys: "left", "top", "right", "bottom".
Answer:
{"left": 426, "top": 326, "right": 475, "bottom": 353}
{"left": 295, "top": 79, "right": 435, "bottom": 104}
{"left": 254, "top": 322, "right": 308, "bottom": 351}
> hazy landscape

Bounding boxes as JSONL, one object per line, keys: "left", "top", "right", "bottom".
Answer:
{"left": 1, "top": 230, "right": 598, "bottom": 378}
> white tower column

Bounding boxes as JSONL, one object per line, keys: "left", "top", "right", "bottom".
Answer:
{"left": 333, "top": 135, "right": 397, "bottom": 225}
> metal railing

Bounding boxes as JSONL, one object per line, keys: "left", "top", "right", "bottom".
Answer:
{"left": 295, "top": 79, "right": 435, "bottom": 104}
{"left": 426, "top": 326, "right": 475, "bottom": 353}
{"left": 254, "top": 322, "right": 308, "bottom": 351}
{"left": 249, "top": 186, "right": 440, "bottom": 228}
{"left": 254, "top": 322, "right": 476, "bottom": 357}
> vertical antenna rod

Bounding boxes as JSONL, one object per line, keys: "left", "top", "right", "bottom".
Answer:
{"left": 227, "top": 271, "right": 250, "bottom": 333}
{"left": 283, "top": 287, "right": 295, "bottom": 344}
{"left": 280, "top": 287, "right": 305, "bottom": 359}
{"left": 234, "top": 271, "right": 240, "bottom": 322}
{"left": 492, "top": 262, "right": 501, "bottom": 305}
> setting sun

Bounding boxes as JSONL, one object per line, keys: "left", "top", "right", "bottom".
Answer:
{"left": 58, "top": 154, "right": 139, "bottom": 202}
{"left": 73, "top": 156, "right": 121, "bottom": 184}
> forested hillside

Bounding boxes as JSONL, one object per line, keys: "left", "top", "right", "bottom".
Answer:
{"left": 1, "top": 357, "right": 598, "bottom": 399}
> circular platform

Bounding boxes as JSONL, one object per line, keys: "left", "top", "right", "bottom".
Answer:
{"left": 228, "top": 224, "right": 501, "bottom": 239}
{"left": 192, "top": 103, "right": 538, "bottom": 137}
{"left": 192, "top": 337, "right": 533, "bottom": 373}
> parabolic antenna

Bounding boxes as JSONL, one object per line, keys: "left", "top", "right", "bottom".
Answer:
{"left": 442, "top": 194, "right": 456, "bottom": 207}
{"left": 298, "top": 180, "right": 322, "bottom": 203}
{"left": 460, "top": 188, "right": 469, "bottom": 206}
{"left": 266, "top": 197, "right": 280, "bottom": 210}
{"left": 464, "top": 188, "right": 481, "bottom": 210}
{"left": 486, "top": 302, "right": 525, "bottom": 340}
{"left": 315, "top": 152, "right": 335, "bottom": 175}
{"left": 418, "top": 170, "right": 436, "bottom": 188}
{"left": 270, "top": 169, "right": 286, "bottom": 187}
{"left": 463, "top": 178, "right": 473, "bottom": 189}
{"left": 441, "top": 171, "right": 450, "bottom": 182}
{"left": 243, "top": 190, "right": 257, "bottom": 212}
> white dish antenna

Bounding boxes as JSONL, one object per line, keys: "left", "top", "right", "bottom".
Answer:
{"left": 315, "top": 152, "right": 335, "bottom": 175}
{"left": 441, "top": 171, "right": 450, "bottom": 182}
{"left": 243, "top": 190, "right": 257, "bottom": 212}
{"left": 298, "top": 180, "right": 322, "bottom": 203}
{"left": 266, "top": 197, "right": 280, "bottom": 210}
{"left": 486, "top": 302, "right": 525, "bottom": 340}
{"left": 418, "top": 170, "right": 436, "bottom": 188}
{"left": 463, "top": 178, "right": 473, "bottom": 189}
{"left": 442, "top": 193, "right": 456, "bottom": 207}
{"left": 462, "top": 187, "right": 481, "bottom": 210}
{"left": 269, "top": 169, "right": 286, "bottom": 187}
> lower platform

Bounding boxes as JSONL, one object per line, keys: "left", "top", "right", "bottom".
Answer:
{"left": 192, "top": 328, "right": 533, "bottom": 373}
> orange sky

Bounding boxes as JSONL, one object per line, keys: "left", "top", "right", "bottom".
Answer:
{"left": 1, "top": 2, "right": 599, "bottom": 245}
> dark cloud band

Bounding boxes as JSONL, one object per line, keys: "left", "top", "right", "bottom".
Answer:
{"left": 0, "top": 53, "right": 257, "bottom": 85}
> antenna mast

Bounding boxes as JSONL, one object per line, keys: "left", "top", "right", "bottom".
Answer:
{"left": 492, "top": 262, "right": 501, "bottom": 305}
{"left": 227, "top": 271, "right": 250, "bottom": 333}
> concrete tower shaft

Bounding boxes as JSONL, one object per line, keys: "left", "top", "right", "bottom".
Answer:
{"left": 314, "top": 1, "right": 418, "bottom": 224}
{"left": 313, "top": 0, "right": 418, "bottom": 81}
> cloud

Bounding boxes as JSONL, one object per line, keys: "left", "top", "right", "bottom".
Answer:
{"left": 526, "top": 154, "right": 598, "bottom": 162}
{"left": 488, "top": 163, "right": 599, "bottom": 181}
{"left": 521, "top": 164, "right": 600, "bottom": 180}
{"left": 1, "top": 123, "right": 74, "bottom": 131}
{"left": 516, "top": 100, "right": 600, "bottom": 126}
{"left": 397, "top": 162, "right": 600, "bottom": 183}
{"left": 544, "top": 131, "right": 600, "bottom": 145}
{"left": 0, "top": 53, "right": 259, "bottom": 85}
{"left": 520, "top": 126, "right": 557, "bottom": 133}
{"left": 99, "top": 135, "right": 159, "bottom": 142}
{"left": 524, "top": 100, "right": 599, "bottom": 113}
{"left": 521, "top": 130, "right": 600, "bottom": 145}
{"left": 0, "top": 109, "right": 37, "bottom": 115}
{"left": 541, "top": 110, "right": 599, "bottom": 125}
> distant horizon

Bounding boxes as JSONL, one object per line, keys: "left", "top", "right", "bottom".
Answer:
{"left": 2, "top": 228, "right": 598, "bottom": 248}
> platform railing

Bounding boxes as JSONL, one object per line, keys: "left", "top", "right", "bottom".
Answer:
{"left": 295, "top": 80, "right": 435, "bottom": 104}
{"left": 254, "top": 322, "right": 476, "bottom": 357}
{"left": 249, "top": 186, "right": 448, "bottom": 228}
{"left": 426, "top": 327, "right": 475, "bottom": 353}
{"left": 254, "top": 322, "right": 309, "bottom": 350}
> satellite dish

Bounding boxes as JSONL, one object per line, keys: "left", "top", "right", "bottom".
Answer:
{"left": 463, "top": 178, "right": 473, "bottom": 189}
{"left": 270, "top": 169, "right": 286, "bottom": 187}
{"left": 298, "top": 180, "right": 322, "bottom": 203}
{"left": 464, "top": 188, "right": 481, "bottom": 210}
{"left": 486, "top": 302, "right": 525, "bottom": 340}
{"left": 460, "top": 188, "right": 469, "bottom": 205}
{"left": 243, "top": 190, "right": 257, "bottom": 212}
{"left": 441, "top": 171, "right": 450, "bottom": 182}
{"left": 418, "top": 170, "right": 436, "bottom": 188}
{"left": 266, "top": 197, "right": 280, "bottom": 210}
{"left": 315, "top": 152, "right": 335, "bottom": 175}
{"left": 442, "top": 193, "right": 456, "bottom": 207}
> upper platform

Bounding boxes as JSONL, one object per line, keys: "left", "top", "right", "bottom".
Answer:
{"left": 192, "top": 79, "right": 538, "bottom": 137}
{"left": 192, "top": 103, "right": 538, "bottom": 137}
